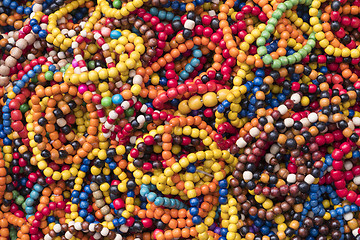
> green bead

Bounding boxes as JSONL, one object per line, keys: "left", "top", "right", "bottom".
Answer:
{"left": 101, "top": 97, "right": 112, "bottom": 107}
{"left": 293, "top": 52, "right": 302, "bottom": 62}
{"left": 291, "top": 0, "right": 299, "bottom": 5}
{"left": 284, "top": 1, "right": 293, "bottom": 9}
{"left": 265, "top": 24, "right": 275, "bottom": 34}
{"left": 15, "top": 195, "right": 24, "bottom": 205}
{"left": 277, "top": 3, "right": 286, "bottom": 11}
{"left": 113, "top": 0, "right": 122, "bottom": 8}
{"left": 262, "top": 54, "right": 273, "bottom": 65}
{"left": 287, "top": 55, "right": 296, "bottom": 65}
{"left": 298, "top": 49, "right": 307, "bottom": 58}
{"left": 45, "top": 71, "right": 54, "bottom": 81}
{"left": 272, "top": 10, "right": 282, "bottom": 20}
{"left": 65, "top": 63, "right": 71, "bottom": 70}
{"left": 299, "top": 0, "right": 306, "bottom": 4}
{"left": 20, "top": 104, "right": 30, "bottom": 113}
{"left": 267, "top": 18, "right": 278, "bottom": 27}
{"left": 12, "top": 190, "right": 19, "bottom": 198}
{"left": 279, "top": 56, "right": 289, "bottom": 66}
{"left": 256, "top": 37, "right": 266, "bottom": 46}
{"left": 139, "top": 97, "right": 146, "bottom": 104}
{"left": 125, "top": 108, "right": 135, "bottom": 117}
{"left": 31, "top": 76, "right": 38, "bottom": 83}
{"left": 257, "top": 46, "right": 267, "bottom": 56}
{"left": 261, "top": 31, "right": 271, "bottom": 39}
{"left": 303, "top": 45, "right": 312, "bottom": 53}
{"left": 22, "top": 202, "right": 27, "bottom": 210}
{"left": 271, "top": 59, "right": 281, "bottom": 69}
{"left": 305, "top": 0, "right": 312, "bottom": 5}
{"left": 88, "top": 60, "right": 95, "bottom": 70}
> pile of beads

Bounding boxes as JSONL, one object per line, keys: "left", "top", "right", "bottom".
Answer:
{"left": 3, "top": 0, "right": 360, "bottom": 239}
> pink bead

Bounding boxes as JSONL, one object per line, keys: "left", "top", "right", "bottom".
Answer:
{"left": 142, "top": 218, "right": 153, "bottom": 228}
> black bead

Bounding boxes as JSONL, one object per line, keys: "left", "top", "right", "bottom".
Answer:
{"left": 53, "top": 108, "right": 64, "bottom": 118}
{"left": 338, "top": 120, "right": 348, "bottom": 130}
{"left": 285, "top": 139, "right": 297, "bottom": 150}
{"left": 268, "top": 131, "right": 279, "bottom": 142}
{"left": 331, "top": 0, "right": 340, "bottom": 10}
{"left": 34, "top": 134, "right": 43, "bottom": 143}
{"left": 293, "top": 121, "right": 303, "bottom": 130}
{"left": 183, "top": 29, "right": 192, "bottom": 39}
{"left": 187, "top": 11, "right": 195, "bottom": 20}
{"left": 312, "top": 168, "right": 321, "bottom": 178}
{"left": 210, "top": 19, "right": 220, "bottom": 30}
{"left": 298, "top": 182, "right": 310, "bottom": 193}
{"left": 41, "top": 150, "right": 51, "bottom": 158}
{"left": 126, "top": 180, "right": 136, "bottom": 190}
{"left": 201, "top": 75, "right": 210, "bottom": 83}
{"left": 59, "top": 150, "right": 68, "bottom": 159}
{"left": 107, "top": 148, "right": 116, "bottom": 158}
{"left": 68, "top": 100, "right": 76, "bottom": 110}
{"left": 258, "top": 117, "right": 268, "bottom": 126}
{"left": 350, "top": 133, "right": 359, "bottom": 143}
{"left": 61, "top": 125, "right": 71, "bottom": 135}
{"left": 331, "top": 21, "right": 340, "bottom": 31}
{"left": 38, "top": 117, "right": 48, "bottom": 126}
{"left": 215, "top": 72, "right": 223, "bottom": 80}
{"left": 269, "top": 175, "right": 277, "bottom": 184}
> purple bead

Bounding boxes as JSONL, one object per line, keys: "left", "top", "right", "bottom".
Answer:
{"left": 214, "top": 227, "right": 221, "bottom": 234}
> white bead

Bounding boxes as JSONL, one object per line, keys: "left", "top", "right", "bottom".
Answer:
{"left": 129, "top": 70, "right": 136, "bottom": 77}
{"left": 291, "top": 93, "right": 301, "bottom": 104}
{"left": 284, "top": 118, "right": 294, "bottom": 127}
{"left": 300, "top": 118, "right": 311, "bottom": 127}
{"left": 184, "top": 20, "right": 195, "bottom": 30}
{"left": 243, "top": 171, "right": 253, "bottom": 181}
{"left": 105, "top": 57, "right": 113, "bottom": 64}
{"left": 270, "top": 144, "right": 280, "bottom": 154}
{"left": 71, "top": 42, "right": 79, "bottom": 49}
{"left": 68, "top": 30, "right": 76, "bottom": 37}
{"left": 104, "top": 122, "right": 112, "bottom": 129}
{"left": 274, "top": 164, "right": 280, "bottom": 172}
{"left": 80, "top": 30, "right": 87, "bottom": 37}
{"left": 115, "top": 81, "right": 123, "bottom": 88}
{"left": 137, "top": 115, "right": 145, "bottom": 124}
{"left": 278, "top": 105, "right": 288, "bottom": 115}
{"left": 94, "top": 33, "right": 102, "bottom": 40}
{"left": 65, "top": 231, "right": 73, "bottom": 239}
{"left": 27, "top": 54, "right": 36, "bottom": 60}
{"left": 209, "top": 10, "right": 216, "bottom": 16}
{"left": 95, "top": 104, "right": 103, "bottom": 110}
{"left": 102, "top": 44, "right": 110, "bottom": 51}
{"left": 53, "top": 224, "right": 61, "bottom": 233}
{"left": 57, "top": 118, "right": 66, "bottom": 127}
{"left": 308, "top": 112, "right": 318, "bottom": 123}
{"left": 140, "top": 105, "right": 147, "bottom": 113}
{"left": 93, "top": 233, "right": 102, "bottom": 239}
{"left": 348, "top": 121, "right": 355, "bottom": 130}
{"left": 120, "top": 225, "right": 129, "bottom": 232}
{"left": 249, "top": 127, "right": 260, "bottom": 137}
{"left": 344, "top": 161, "right": 353, "bottom": 171}
{"left": 266, "top": 116, "right": 274, "bottom": 123}
{"left": 287, "top": 174, "right": 296, "bottom": 183}
{"left": 81, "top": 67, "right": 88, "bottom": 72}
{"left": 133, "top": 75, "right": 143, "bottom": 85}
{"left": 115, "top": 234, "right": 123, "bottom": 240}
{"left": 352, "top": 228, "right": 359, "bottom": 237}
{"left": 353, "top": 117, "right": 360, "bottom": 126}
{"left": 344, "top": 212, "right": 353, "bottom": 221}
{"left": 101, "top": 227, "right": 109, "bottom": 236}
{"left": 68, "top": 221, "right": 75, "bottom": 227}
{"left": 44, "top": 234, "right": 51, "bottom": 240}
{"left": 353, "top": 175, "right": 360, "bottom": 185}
{"left": 236, "top": 138, "right": 247, "bottom": 148}
{"left": 103, "top": 132, "right": 111, "bottom": 138}
{"left": 100, "top": 117, "right": 107, "bottom": 123}
{"left": 265, "top": 153, "right": 274, "bottom": 163}
{"left": 304, "top": 175, "right": 315, "bottom": 184}
{"left": 109, "top": 110, "right": 118, "bottom": 119}
{"left": 121, "top": 101, "right": 130, "bottom": 110}
{"left": 130, "top": 136, "right": 137, "bottom": 144}
{"left": 74, "top": 222, "right": 82, "bottom": 231}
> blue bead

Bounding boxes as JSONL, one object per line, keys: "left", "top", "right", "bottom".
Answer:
{"left": 149, "top": 7, "right": 158, "bottom": 15}
{"left": 219, "top": 179, "right": 227, "bottom": 188}
{"left": 30, "top": 191, "right": 40, "bottom": 199}
{"left": 219, "top": 196, "right": 227, "bottom": 204}
{"left": 189, "top": 207, "right": 199, "bottom": 215}
{"left": 80, "top": 201, "right": 89, "bottom": 209}
{"left": 112, "top": 94, "right": 123, "bottom": 104}
{"left": 219, "top": 188, "right": 228, "bottom": 196}
{"left": 79, "top": 192, "right": 88, "bottom": 200}
{"left": 190, "top": 198, "right": 199, "bottom": 207}
{"left": 260, "top": 226, "right": 270, "bottom": 234}
{"left": 220, "top": 228, "right": 228, "bottom": 236}
{"left": 158, "top": 10, "right": 166, "bottom": 20}
{"left": 193, "top": 49, "right": 202, "bottom": 58}
{"left": 351, "top": 205, "right": 358, "bottom": 212}
{"left": 166, "top": 12, "right": 174, "bottom": 21}
{"left": 187, "top": 164, "right": 196, "bottom": 173}
{"left": 72, "top": 198, "right": 80, "bottom": 204}
{"left": 34, "top": 184, "right": 43, "bottom": 192}
{"left": 39, "top": 30, "right": 48, "bottom": 38}
{"left": 85, "top": 215, "right": 95, "bottom": 223}
{"left": 3, "top": 0, "right": 11, "bottom": 7}
{"left": 110, "top": 30, "right": 122, "bottom": 39}
{"left": 180, "top": 3, "right": 186, "bottom": 11}
{"left": 79, "top": 209, "right": 88, "bottom": 218}
{"left": 16, "top": 6, "right": 24, "bottom": 14}
{"left": 192, "top": 215, "right": 202, "bottom": 224}
{"left": 72, "top": 190, "right": 80, "bottom": 198}
{"left": 154, "top": 197, "right": 164, "bottom": 206}
{"left": 127, "top": 191, "right": 135, "bottom": 197}
{"left": 344, "top": 205, "right": 351, "bottom": 213}
{"left": 171, "top": 1, "right": 179, "bottom": 9}
{"left": 190, "top": 58, "right": 200, "bottom": 67}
